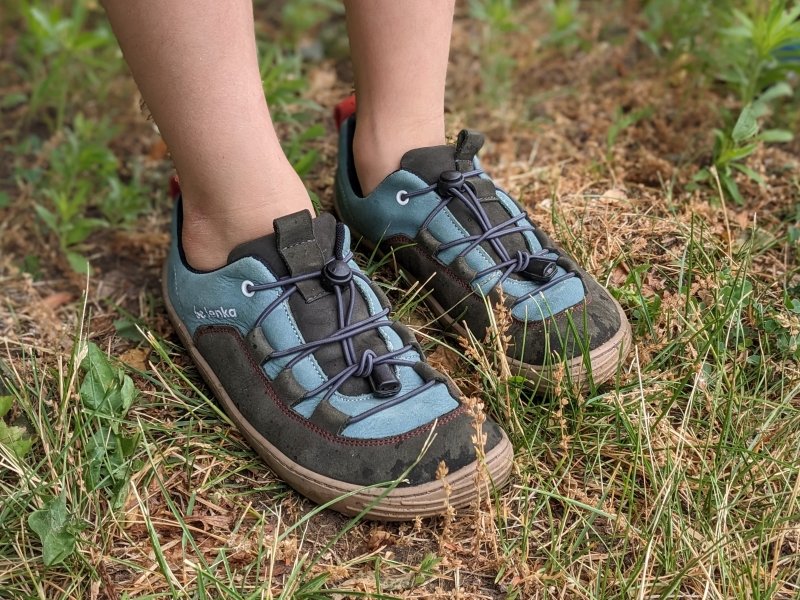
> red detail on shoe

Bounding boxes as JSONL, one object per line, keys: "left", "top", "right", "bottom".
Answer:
{"left": 169, "top": 174, "right": 181, "bottom": 199}
{"left": 333, "top": 95, "right": 357, "bottom": 131}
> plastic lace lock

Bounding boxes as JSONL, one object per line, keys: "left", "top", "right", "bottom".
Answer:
{"left": 322, "top": 259, "right": 353, "bottom": 290}
{"left": 523, "top": 258, "right": 558, "bottom": 282}
{"left": 437, "top": 170, "right": 465, "bottom": 196}
{"left": 369, "top": 363, "right": 401, "bottom": 398}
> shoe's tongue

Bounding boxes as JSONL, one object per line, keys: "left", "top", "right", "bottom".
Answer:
{"left": 399, "top": 130, "right": 529, "bottom": 270}
{"left": 227, "top": 210, "right": 382, "bottom": 396}
{"left": 399, "top": 144, "right": 457, "bottom": 185}
{"left": 228, "top": 211, "right": 337, "bottom": 285}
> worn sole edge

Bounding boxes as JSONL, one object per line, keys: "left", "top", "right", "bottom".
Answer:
{"left": 333, "top": 193, "right": 632, "bottom": 394}
{"left": 161, "top": 264, "right": 514, "bottom": 521}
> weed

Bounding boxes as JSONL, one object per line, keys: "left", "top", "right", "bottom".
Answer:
{"left": 14, "top": 2, "right": 121, "bottom": 130}
{"left": 639, "top": 0, "right": 714, "bottom": 58}
{"left": 16, "top": 114, "right": 147, "bottom": 272}
{"left": 694, "top": 94, "right": 794, "bottom": 204}
{"left": 705, "top": 2, "right": 800, "bottom": 201}
{"left": 717, "top": 2, "right": 800, "bottom": 105}
{"left": 543, "top": 0, "right": 585, "bottom": 49}
{"left": 606, "top": 105, "right": 655, "bottom": 163}
{"left": 80, "top": 342, "right": 140, "bottom": 508}
{"left": 644, "top": 0, "right": 800, "bottom": 202}
{"left": 0, "top": 395, "right": 33, "bottom": 460}
{"left": 468, "top": 0, "right": 520, "bottom": 103}
{"left": 611, "top": 263, "right": 661, "bottom": 338}
{"left": 27, "top": 494, "right": 78, "bottom": 567}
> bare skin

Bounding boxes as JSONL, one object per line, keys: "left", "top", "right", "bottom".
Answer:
{"left": 103, "top": 1, "right": 311, "bottom": 270}
{"left": 103, "top": 1, "right": 455, "bottom": 268}
{"left": 345, "top": 0, "right": 455, "bottom": 195}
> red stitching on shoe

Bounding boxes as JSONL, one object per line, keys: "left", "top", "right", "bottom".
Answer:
{"left": 194, "top": 325, "right": 466, "bottom": 447}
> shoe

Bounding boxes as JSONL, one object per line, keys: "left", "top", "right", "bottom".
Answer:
{"left": 162, "top": 200, "right": 513, "bottom": 520}
{"left": 333, "top": 99, "right": 631, "bottom": 392}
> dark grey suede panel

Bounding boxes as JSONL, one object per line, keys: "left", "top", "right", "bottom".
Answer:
{"left": 451, "top": 256, "right": 477, "bottom": 282}
{"left": 399, "top": 145, "right": 457, "bottom": 184}
{"left": 193, "top": 326, "right": 499, "bottom": 486}
{"left": 275, "top": 211, "right": 327, "bottom": 302}
{"left": 308, "top": 398, "right": 349, "bottom": 435}
{"left": 455, "top": 130, "right": 485, "bottom": 170}
{"left": 226, "top": 211, "right": 337, "bottom": 276}
{"left": 273, "top": 369, "right": 307, "bottom": 407}
{"left": 417, "top": 228, "right": 441, "bottom": 254}
{"left": 246, "top": 326, "right": 273, "bottom": 364}
{"left": 468, "top": 178, "right": 496, "bottom": 198}
{"left": 385, "top": 234, "right": 623, "bottom": 366}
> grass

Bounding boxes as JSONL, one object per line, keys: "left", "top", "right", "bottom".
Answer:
{"left": 2, "top": 0, "right": 800, "bottom": 598}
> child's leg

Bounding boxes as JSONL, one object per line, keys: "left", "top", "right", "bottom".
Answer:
{"left": 102, "top": 1, "right": 514, "bottom": 519}
{"left": 344, "top": 0, "right": 456, "bottom": 196}
{"left": 103, "top": 0, "right": 313, "bottom": 271}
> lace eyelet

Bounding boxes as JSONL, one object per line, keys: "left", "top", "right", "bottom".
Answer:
{"left": 396, "top": 190, "right": 409, "bottom": 206}
{"left": 241, "top": 280, "right": 255, "bottom": 297}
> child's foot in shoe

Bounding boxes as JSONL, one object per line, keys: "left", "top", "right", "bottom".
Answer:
{"left": 334, "top": 101, "right": 631, "bottom": 393}
{"left": 163, "top": 203, "right": 513, "bottom": 520}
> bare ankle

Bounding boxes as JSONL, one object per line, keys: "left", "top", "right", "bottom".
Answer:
{"left": 180, "top": 185, "right": 313, "bottom": 271}
{"left": 181, "top": 214, "right": 234, "bottom": 271}
{"left": 352, "top": 115, "right": 445, "bottom": 196}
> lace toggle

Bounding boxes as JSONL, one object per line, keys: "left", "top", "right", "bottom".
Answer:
{"left": 514, "top": 251, "right": 557, "bottom": 282}
{"left": 356, "top": 349, "right": 402, "bottom": 398}
{"left": 437, "top": 170, "right": 465, "bottom": 196}
{"left": 322, "top": 258, "right": 353, "bottom": 290}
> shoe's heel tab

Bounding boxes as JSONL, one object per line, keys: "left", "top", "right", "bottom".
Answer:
{"left": 333, "top": 95, "right": 356, "bottom": 131}
{"left": 169, "top": 174, "right": 181, "bottom": 200}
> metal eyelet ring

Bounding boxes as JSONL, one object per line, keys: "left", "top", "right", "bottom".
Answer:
{"left": 241, "top": 280, "right": 255, "bottom": 298}
{"left": 396, "top": 190, "right": 409, "bottom": 206}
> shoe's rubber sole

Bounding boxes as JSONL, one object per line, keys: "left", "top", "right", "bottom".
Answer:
{"left": 333, "top": 198, "right": 632, "bottom": 394}
{"left": 162, "top": 264, "right": 514, "bottom": 521}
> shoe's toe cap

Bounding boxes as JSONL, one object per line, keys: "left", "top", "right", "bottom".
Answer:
{"left": 393, "top": 410, "right": 508, "bottom": 487}
{"left": 509, "top": 270, "right": 627, "bottom": 367}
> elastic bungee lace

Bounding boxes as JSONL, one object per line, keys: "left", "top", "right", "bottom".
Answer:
{"left": 242, "top": 239, "right": 436, "bottom": 425}
{"left": 402, "top": 168, "right": 577, "bottom": 309}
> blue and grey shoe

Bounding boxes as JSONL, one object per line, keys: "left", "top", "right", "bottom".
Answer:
{"left": 162, "top": 202, "right": 513, "bottom": 520}
{"left": 334, "top": 101, "right": 631, "bottom": 392}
